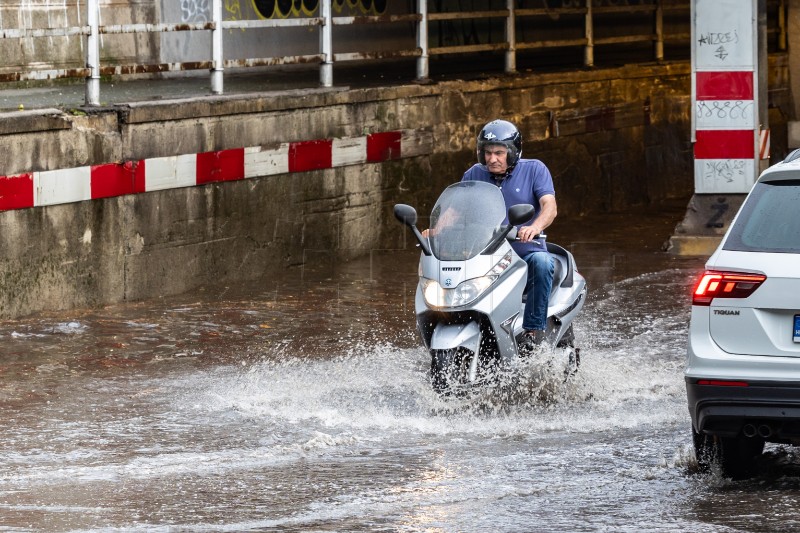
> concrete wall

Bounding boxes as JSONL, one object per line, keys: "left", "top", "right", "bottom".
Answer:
{"left": 0, "top": 58, "right": 791, "bottom": 318}
{"left": 0, "top": 1, "right": 160, "bottom": 77}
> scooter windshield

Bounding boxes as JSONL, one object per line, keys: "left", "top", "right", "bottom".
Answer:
{"left": 429, "top": 181, "right": 507, "bottom": 261}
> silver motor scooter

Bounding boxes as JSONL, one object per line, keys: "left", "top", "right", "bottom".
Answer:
{"left": 395, "top": 181, "right": 587, "bottom": 393}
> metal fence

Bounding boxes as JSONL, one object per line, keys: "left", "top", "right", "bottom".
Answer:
{"left": 0, "top": 0, "right": 786, "bottom": 107}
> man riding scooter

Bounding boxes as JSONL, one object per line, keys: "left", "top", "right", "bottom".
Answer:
{"left": 462, "top": 119, "right": 558, "bottom": 353}
{"left": 399, "top": 120, "right": 582, "bottom": 392}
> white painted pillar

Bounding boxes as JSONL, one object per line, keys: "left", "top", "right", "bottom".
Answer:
{"left": 584, "top": 0, "right": 594, "bottom": 68}
{"left": 692, "top": 0, "right": 765, "bottom": 194}
{"left": 416, "top": 0, "right": 429, "bottom": 81}
{"left": 666, "top": 0, "right": 768, "bottom": 255}
{"left": 211, "top": 0, "right": 224, "bottom": 95}
{"left": 505, "top": 0, "right": 516, "bottom": 73}
{"left": 320, "top": 0, "right": 333, "bottom": 87}
{"left": 655, "top": 0, "right": 664, "bottom": 61}
{"left": 85, "top": 0, "right": 100, "bottom": 106}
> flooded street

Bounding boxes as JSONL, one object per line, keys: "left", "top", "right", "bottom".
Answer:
{"left": 3, "top": 207, "right": 800, "bottom": 532}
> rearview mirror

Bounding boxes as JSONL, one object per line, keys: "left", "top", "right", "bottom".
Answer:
{"left": 393, "top": 203, "right": 431, "bottom": 255}
{"left": 508, "top": 203, "right": 535, "bottom": 226}
{"left": 394, "top": 204, "right": 418, "bottom": 227}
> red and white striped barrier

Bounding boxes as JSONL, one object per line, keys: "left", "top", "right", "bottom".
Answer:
{"left": 0, "top": 130, "right": 430, "bottom": 212}
{"left": 692, "top": 0, "right": 759, "bottom": 194}
{"left": 693, "top": 70, "right": 756, "bottom": 193}
{"left": 759, "top": 128, "right": 770, "bottom": 160}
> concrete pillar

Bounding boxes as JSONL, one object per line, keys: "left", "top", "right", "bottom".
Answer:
{"left": 667, "top": 0, "right": 768, "bottom": 256}
{"left": 787, "top": 0, "right": 800, "bottom": 145}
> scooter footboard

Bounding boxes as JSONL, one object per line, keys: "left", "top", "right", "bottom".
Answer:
{"left": 549, "top": 285, "right": 586, "bottom": 345}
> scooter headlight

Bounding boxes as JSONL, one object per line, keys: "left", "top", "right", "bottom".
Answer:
{"left": 422, "top": 251, "right": 513, "bottom": 308}
{"left": 422, "top": 276, "right": 492, "bottom": 308}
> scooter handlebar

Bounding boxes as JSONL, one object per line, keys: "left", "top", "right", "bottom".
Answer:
{"left": 507, "top": 227, "right": 545, "bottom": 243}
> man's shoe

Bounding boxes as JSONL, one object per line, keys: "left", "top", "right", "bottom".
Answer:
{"left": 518, "top": 329, "right": 546, "bottom": 356}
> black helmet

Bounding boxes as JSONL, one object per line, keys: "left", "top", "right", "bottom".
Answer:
{"left": 477, "top": 119, "right": 522, "bottom": 168}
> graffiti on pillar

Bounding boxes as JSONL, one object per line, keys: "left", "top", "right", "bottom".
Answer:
{"left": 181, "top": 0, "right": 211, "bottom": 23}
{"left": 696, "top": 100, "right": 754, "bottom": 129}
{"left": 697, "top": 30, "right": 739, "bottom": 62}
{"left": 175, "top": 0, "right": 247, "bottom": 27}
{"left": 700, "top": 159, "right": 747, "bottom": 185}
{"left": 252, "top": 0, "right": 386, "bottom": 19}
{"left": 226, "top": 0, "right": 244, "bottom": 22}
{"left": 705, "top": 197, "right": 729, "bottom": 228}
{"left": 695, "top": 0, "right": 752, "bottom": 69}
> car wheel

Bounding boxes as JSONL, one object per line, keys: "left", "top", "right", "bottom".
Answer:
{"left": 692, "top": 428, "right": 764, "bottom": 478}
{"left": 692, "top": 429, "right": 720, "bottom": 472}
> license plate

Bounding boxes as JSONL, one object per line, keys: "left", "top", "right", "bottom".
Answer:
{"left": 795, "top": 315, "right": 800, "bottom": 343}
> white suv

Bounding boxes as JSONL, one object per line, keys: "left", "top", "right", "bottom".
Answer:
{"left": 686, "top": 151, "right": 800, "bottom": 477}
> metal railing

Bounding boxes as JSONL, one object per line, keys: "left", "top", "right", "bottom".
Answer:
{"left": 424, "top": 1, "right": 690, "bottom": 71}
{"left": 0, "top": 0, "right": 783, "bottom": 107}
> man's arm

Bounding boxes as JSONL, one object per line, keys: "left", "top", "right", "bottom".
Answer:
{"left": 517, "top": 194, "right": 557, "bottom": 243}
{"left": 421, "top": 206, "right": 459, "bottom": 238}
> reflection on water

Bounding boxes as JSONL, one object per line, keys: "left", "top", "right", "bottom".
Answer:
{"left": 2, "top": 207, "right": 800, "bottom": 531}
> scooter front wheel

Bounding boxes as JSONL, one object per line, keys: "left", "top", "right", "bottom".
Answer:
{"left": 430, "top": 347, "right": 500, "bottom": 395}
{"left": 430, "top": 347, "right": 473, "bottom": 395}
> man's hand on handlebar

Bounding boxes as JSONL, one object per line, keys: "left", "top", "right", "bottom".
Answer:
{"left": 517, "top": 225, "right": 541, "bottom": 243}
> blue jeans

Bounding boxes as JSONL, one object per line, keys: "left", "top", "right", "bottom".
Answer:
{"left": 521, "top": 251, "right": 554, "bottom": 331}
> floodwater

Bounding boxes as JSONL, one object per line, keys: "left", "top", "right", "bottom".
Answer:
{"left": 2, "top": 207, "right": 800, "bottom": 532}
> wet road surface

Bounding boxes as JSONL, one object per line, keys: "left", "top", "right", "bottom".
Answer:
{"left": 3, "top": 206, "right": 800, "bottom": 532}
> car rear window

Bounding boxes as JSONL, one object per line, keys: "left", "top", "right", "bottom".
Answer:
{"left": 723, "top": 180, "right": 800, "bottom": 253}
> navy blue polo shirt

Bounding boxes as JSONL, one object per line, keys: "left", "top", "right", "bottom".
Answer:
{"left": 462, "top": 158, "right": 555, "bottom": 255}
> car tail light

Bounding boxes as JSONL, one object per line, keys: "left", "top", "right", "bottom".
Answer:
{"left": 692, "top": 271, "right": 766, "bottom": 306}
{"left": 697, "top": 379, "right": 749, "bottom": 387}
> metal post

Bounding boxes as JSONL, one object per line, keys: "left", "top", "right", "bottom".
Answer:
{"left": 416, "top": 0, "right": 429, "bottom": 81}
{"left": 584, "top": 0, "right": 594, "bottom": 67}
{"left": 211, "top": 0, "right": 224, "bottom": 94}
{"left": 320, "top": 0, "right": 333, "bottom": 87}
{"left": 758, "top": 0, "right": 769, "bottom": 172}
{"left": 655, "top": 0, "right": 664, "bottom": 62}
{"left": 85, "top": 0, "right": 100, "bottom": 106}
{"left": 505, "top": 0, "right": 516, "bottom": 73}
{"left": 779, "top": 0, "right": 787, "bottom": 51}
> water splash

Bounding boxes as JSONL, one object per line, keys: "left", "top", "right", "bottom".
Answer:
{"left": 191, "top": 320, "right": 688, "bottom": 442}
